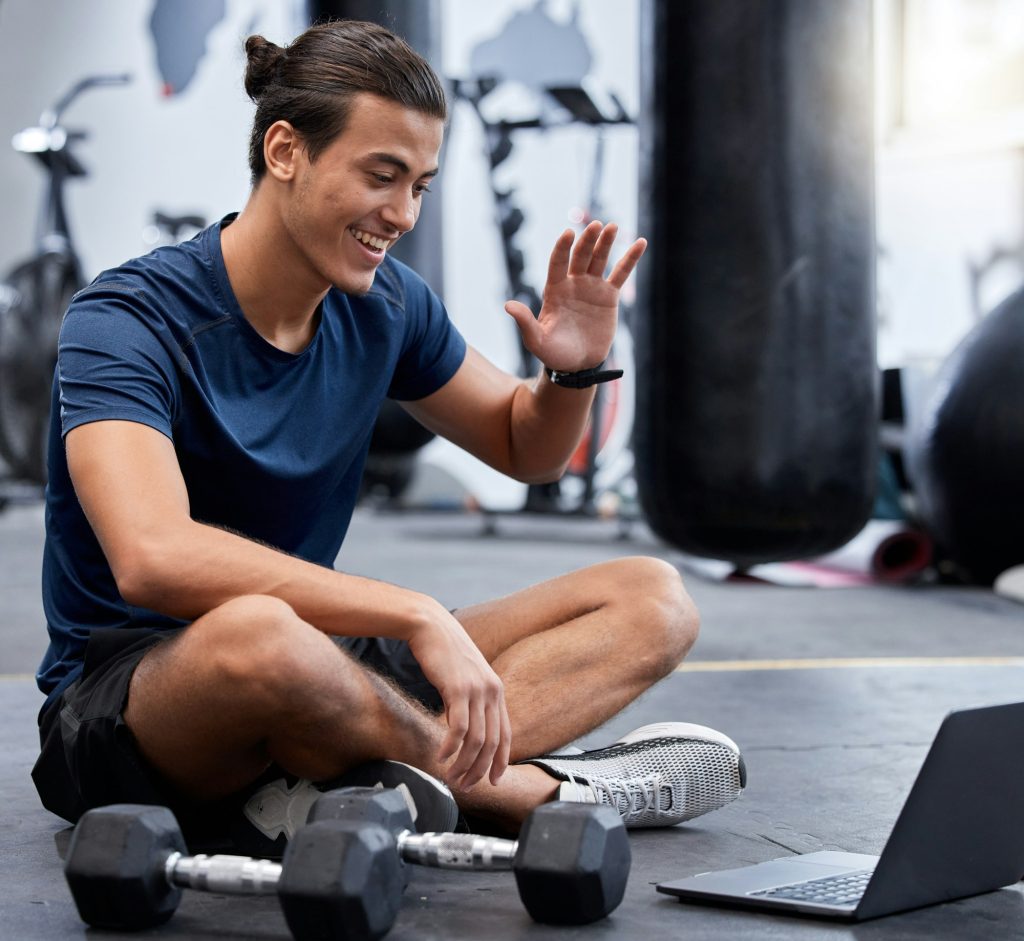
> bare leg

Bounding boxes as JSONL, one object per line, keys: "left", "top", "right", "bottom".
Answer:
{"left": 124, "top": 557, "right": 697, "bottom": 830}
{"left": 455, "top": 556, "right": 699, "bottom": 759}
{"left": 124, "top": 595, "right": 557, "bottom": 828}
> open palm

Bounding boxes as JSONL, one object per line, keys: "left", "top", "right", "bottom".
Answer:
{"left": 505, "top": 221, "right": 647, "bottom": 373}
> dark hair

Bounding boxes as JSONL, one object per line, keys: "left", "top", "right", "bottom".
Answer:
{"left": 243, "top": 20, "right": 447, "bottom": 185}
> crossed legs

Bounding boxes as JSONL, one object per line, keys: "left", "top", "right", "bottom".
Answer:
{"left": 124, "top": 556, "right": 698, "bottom": 829}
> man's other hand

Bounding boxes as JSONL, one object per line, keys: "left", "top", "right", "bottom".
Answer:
{"left": 406, "top": 601, "right": 512, "bottom": 789}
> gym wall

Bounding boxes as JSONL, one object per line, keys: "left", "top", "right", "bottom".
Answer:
{"left": 0, "top": 0, "right": 1021, "bottom": 506}
{"left": 0, "top": 0, "right": 306, "bottom": 279}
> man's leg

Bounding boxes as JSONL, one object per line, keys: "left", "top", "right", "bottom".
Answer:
{"left": 123, "top": 594, "right": 558, "bottom": 830}
{"left": 454, "top": 556, "right": 699, "bottom": 759}
{"left": 447, "top": 556, "right": 748, "bottom": 829}
{"left": 124, "top": 559, "right": 734, "bottom": 833}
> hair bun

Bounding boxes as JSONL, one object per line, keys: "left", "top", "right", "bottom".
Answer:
{"left": 244, "top": 35, "right": 284, "bottom": 101}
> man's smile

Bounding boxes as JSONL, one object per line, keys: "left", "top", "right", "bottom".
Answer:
{"left": 349, "top": 227, "right": 392, "bottom": 253}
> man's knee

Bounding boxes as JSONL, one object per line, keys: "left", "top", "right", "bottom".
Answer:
{"left": 194, "top": 593, "right": 300, "bottom": 650}
{"left": 611, "top": 557, "right": 699, "bottom": 676}
{"left": 187, "top": 594, "right": 334, "bottom": 703}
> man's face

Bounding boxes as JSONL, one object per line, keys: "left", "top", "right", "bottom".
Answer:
{"left": 284, "top": 93, "right": 444, "bottom": 295}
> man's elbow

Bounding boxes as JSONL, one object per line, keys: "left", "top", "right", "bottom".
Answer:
{"left": 510, "top": 461, "right": 568, "bottom": 486}
{"left": 110, "top": 538, "right": 174, "bottom": 609}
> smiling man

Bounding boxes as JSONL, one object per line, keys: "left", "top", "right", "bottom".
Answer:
{"left": 32, "top": 20, "right": 745, "bottom": 851}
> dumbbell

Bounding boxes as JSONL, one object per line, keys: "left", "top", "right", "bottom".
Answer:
{"left": 310, "top": 787, "right": 631, "bottom": 925}
{"left": 64, "top": 803, "right": 404, "bottom": 941}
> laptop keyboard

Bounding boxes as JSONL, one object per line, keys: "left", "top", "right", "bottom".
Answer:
{"left": 750, "top": 869, "right": 874, "bottom": 906}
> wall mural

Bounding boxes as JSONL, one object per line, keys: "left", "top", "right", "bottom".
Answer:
{"left": 149, "top": 0, "right": 229, "bottom": 97}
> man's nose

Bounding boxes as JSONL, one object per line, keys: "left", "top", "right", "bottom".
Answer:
{"left": 381, "top": 190, "right": 418, "bottom": 233}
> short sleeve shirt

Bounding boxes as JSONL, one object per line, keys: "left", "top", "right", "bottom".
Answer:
{"left": 37, "top": 216, "right": 466, "bottom": 704}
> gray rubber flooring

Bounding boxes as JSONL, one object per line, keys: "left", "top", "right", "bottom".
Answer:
{"left": 2, "top": 501, "right": 1024, "bottom": 939}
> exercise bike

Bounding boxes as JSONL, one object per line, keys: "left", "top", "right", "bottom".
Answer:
{"left": 0, "top": 73, "right": 130, "bottom": 486}
{"left": 450, "top": 77, "right": 638, "bottom": 519}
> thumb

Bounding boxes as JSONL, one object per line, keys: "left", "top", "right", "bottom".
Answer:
{"left": 504, "top": 300, "right": 542, "bottom": 349}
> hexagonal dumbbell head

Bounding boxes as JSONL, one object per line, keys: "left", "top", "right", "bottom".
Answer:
{"left": 308, "top": 786, "right": 414, "bottom": 835}
{"left": 308, "top": 787, "right": 415, "bottom": 891}
{"left": 64, "top": 804, "right": 186, "bottom": 930}
{"left": 278, "top": 819, "right": 405, "bottom": 941}
{"left": 513, "top": 801, "right": 631, "bottom": 925}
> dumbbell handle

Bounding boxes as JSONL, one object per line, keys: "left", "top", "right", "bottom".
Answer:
{"left": 397, "top": 830, "right": 518, "bottom": 870}
{"left": 165, "top": 852, "right": 283, "bottom": 895}
{"left": 162, "top": 828, "right": 519, "bottom": 895}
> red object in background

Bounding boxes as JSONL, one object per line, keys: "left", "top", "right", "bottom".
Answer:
{"left": 567, "top": 367, "right": 620, "bottom": 476}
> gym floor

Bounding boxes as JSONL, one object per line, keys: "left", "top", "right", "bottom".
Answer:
{"left": 2, "top": 501, "right": 1023, "bottom": 940}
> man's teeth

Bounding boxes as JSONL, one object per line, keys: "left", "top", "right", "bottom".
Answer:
{"left": 351, "top": 228, "right": 391, "bottom": 251}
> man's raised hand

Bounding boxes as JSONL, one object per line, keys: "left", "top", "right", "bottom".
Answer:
{"left": 503, "top": 221, "right": 647, "bottom": 374}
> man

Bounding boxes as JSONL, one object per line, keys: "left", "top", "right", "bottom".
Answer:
{"left": 32, "top": 20, "right": 744, "bottom": 850}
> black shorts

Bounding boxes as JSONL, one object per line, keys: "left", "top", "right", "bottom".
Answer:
{"left": 32, "top": 625, "right": 443, "bottom": 838}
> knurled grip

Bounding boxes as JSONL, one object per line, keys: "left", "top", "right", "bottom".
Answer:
{"left": 167, "top": 853, "right": 283, "bottom": 894}
{"left": 397, "top": 832, "right": 518, "bottom": 870}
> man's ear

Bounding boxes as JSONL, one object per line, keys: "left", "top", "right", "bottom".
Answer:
{"left": 264, "top": 120, "right": 303, "bottom": 182}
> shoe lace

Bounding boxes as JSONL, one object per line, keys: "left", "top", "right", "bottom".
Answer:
{"left": 569, "top": 772, "right": 669, "bottom": 819}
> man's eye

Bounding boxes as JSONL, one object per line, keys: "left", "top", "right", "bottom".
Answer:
{"left": 414, "top": 183, "right": 432, "bottom": 195}
{"left": 373, "top": 174, "right": 393, "bottom": 184}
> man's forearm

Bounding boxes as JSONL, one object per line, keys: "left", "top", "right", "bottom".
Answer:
{"left": 119, "top": 517, "right": 436, "bottom": 638}
{"left": 506, "top": 367, "right": 598, "bottom": 483}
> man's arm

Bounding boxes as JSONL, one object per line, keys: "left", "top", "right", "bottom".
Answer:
{"left": 66, "top": 419, "right": 511, "bottom": 787}
{"left": 402, "top": 221, "right": 645, "bottom": 482}
{"left": 400, "top": 347, "right": 597, "bottom": 484}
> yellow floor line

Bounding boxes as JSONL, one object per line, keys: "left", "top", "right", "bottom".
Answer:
{"left": 676, "top": 656, "right": 1024, "bottom": 673}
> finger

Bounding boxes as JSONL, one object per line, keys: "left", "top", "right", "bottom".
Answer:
{"left": 587, "top": 222, "right": 619, "bottom": 277}
{"left": 446, "top": 697, "right": 487, "bottom": 786}
{"left": 459, "top": 696, "right": 501, "bottom": 789}
{"left": 545, "top": 228, "right": 575, "bottom": 287}
{"left": 607, "top": 237, "right": 648, "bottom": 289}
{"left": 568, "top": 220, "right": 603, "bottom": 276}
{"left": 489, "top": 693, "right": 512, "bottom": 786}
{"left": 437, "top": 696, "right": 469, "bottom": 767}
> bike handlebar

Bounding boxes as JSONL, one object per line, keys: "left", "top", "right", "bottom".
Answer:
{"left": 41, "top": 73, "right": 132, "bottom": 129}
{"left": 451, "top": 76, "right": 634, "bottom": 130}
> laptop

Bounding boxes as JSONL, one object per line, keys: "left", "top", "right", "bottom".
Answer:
{"left": 657, "top": 702, "right": 1024, "bottom": 921}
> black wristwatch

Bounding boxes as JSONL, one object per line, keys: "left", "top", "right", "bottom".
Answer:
{"left": 545, "top": 360, "right": 624, "bottom": 389}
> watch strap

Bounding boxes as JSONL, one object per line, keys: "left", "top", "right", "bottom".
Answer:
{"left": 545, "top": 361, "right": 624, "bottom": 389}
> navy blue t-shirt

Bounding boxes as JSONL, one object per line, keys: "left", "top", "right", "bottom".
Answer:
{"left": 37, "top": 216, "right": 466, "bottom": 706}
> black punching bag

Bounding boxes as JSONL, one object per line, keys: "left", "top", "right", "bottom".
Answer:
{"left": 905, "top": 291, "right": 1024, "bottom": 584}
{"left": 634, "top": 0, "right": 878, "bottom": 565}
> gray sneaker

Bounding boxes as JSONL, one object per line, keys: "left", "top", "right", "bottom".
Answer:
{"left": 523, "top": 722, "right": 746, "bottom": 828}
